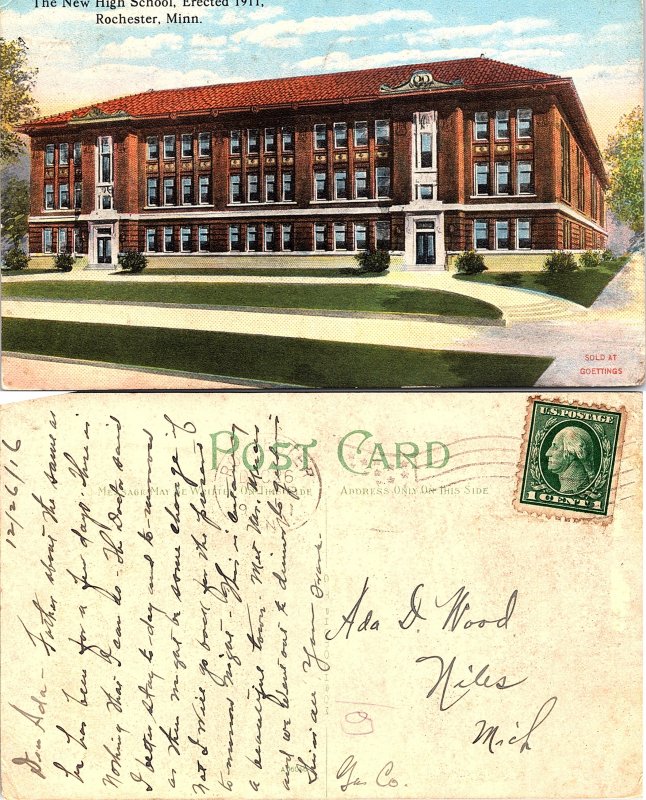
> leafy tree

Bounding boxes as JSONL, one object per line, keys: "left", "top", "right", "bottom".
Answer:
{"left": 605, "top": 106, "right": 644, "bottom": 234}
{"left": 1, "top": 178, "right": 30, "bottom": 248}
{"left": 0, "top": 38, "right": 39, "bottom": 164}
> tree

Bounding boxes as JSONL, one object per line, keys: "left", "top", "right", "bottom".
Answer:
{"left": 605, "top": 106, "right": 644, "bottom": 234}
{"left": 0, "top": 38, "right": 39, "bottom": 164}
{"left": 1, "top": 178, "right": 30, "bottom": 248}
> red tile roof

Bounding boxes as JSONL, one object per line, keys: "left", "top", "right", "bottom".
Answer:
{"left": 27, "top": 57, "right": 560, "bottom": 127}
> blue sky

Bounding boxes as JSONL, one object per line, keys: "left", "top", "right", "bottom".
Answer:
{"left": 3, "top": 0, "right": 642, "bottom": 145}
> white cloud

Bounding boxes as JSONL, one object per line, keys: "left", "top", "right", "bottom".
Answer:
{"left": 594, "top": 23, "right": 627, "bottom": 43}
{"left": 231, "top": 9, "right": 435, "bottom": 49}
{"left": 296, "top": 47, "right": 483, "bottom": 72}
{"left": 403, "top": 17, "right": 551, "bottom": 46}
{"left": 502, "top": 33, "right": 580, "bottom": 47}
{"left": 191, "top": 34, "right": 228, "bottom": 48}
{"left": 494, "top": 48, "right": 565, "bottom": 62}
{"left": 100, "top": 34, "right": 183, "bottom": 60}
{"left": 219, "top": 5, "right": 285, "bottom": 25}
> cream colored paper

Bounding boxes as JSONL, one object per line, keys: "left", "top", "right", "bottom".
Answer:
{"left": 0, "top": 392, "right": 641, "bottom": 799}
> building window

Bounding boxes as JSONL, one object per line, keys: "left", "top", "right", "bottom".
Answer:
{"left": 74, "top": 183, "right": 82, "bottom": 209}
{"left": 496, "top": 220, "right": 510, "bottom": 249}
{"left": 420, "top": 132, "right": 433, "bottom": 168}
{"left": 517, "top": 218, "right": 531, "bottom": 249}
{"left": 247, "top": 224, "right": 259, "bottom": 251}
{"left": 355, "top": 169, "right": 368, "bottom": 199}
{"left": 577, "top": 150, "right": 585, "bottom": 210}
{"left": 495, "top": 110, "right": 510, "bottom": 139}
{"left": 475, "top": 162, "right": 489, "bottom": 195}
{"left": 198, "top": 175, "right": 210, "bottom": 204}
{"left": 230, "top": 174, "right": 241, "bottom": 203}
{"left": 43, "top": 228, "right": 53, "bottom": 253}
{"left": 59, "top": 183, "right": 69, "bottom": 208}
{"left": 147, "top": 137, "right": 158, "bottom": 160}
{"left": 147, "top": 177, "right": 159, "bottom": 206}
{"left": 229, "top": 224, "right": 241, "bottom": 251}
{"left": 354, "top": 121, "right": 368, "bottom": 148}
{"left": 181, "top": 176, "right": 193, "bottom": 205}
{"left": 58, "top": 228, "right": 68, "bottom": 253}
{"left": 164, "top": 226, "right": 174, "bottom": 252}
{"left": 74, "top": 227, "right": 83, "bottom": 254}
{"left": 474, "top": 219, "right": 489, "bottom": 249}
{"left": 333, "top": 122, "right": 347, "bottom": 149}
{"left": 518, "top": 161, "right": 534, "bottom": 194}
{"left": 181, "top": 134, "right": 193, "bottom": 158}
{"left": 247, "top": 173, "right": 259, "bottom": 202}
{"left": 335, "top": 170, "right": 347, "bottom": 199}
{"left": 230, "top": 130, "right": 241, "bottom": 155}
{"left": 315, "top": 171, "right": 327, "bottom": 200}
{"left": 248, "top": 129, "right": 260, "bottom": 154}
{"left": 265, "top": 173, "right": 276, "bottom": 202}
{"left": 315, "top": 223, "right": 327, "bottom": 250}
{"left": 101, "top": 193, "right": 112, "bottom": 210}
{"left": 375, "top": 220, "right": 390, "bottom": 249}
{"left": 181, "top": 226, "right": 192, "bottom": 252}
{"left": 164, "top": 177, "right": 176, "bottom": 206}
{"left": 334, "top": 223, "right": 347, "bottom": 250}
{"left": 282, "top": 172, "right": 294, "bottom": 201}
{"left": 517, "top": 108, "right": 532, "bottom": 138}
{"left": 44, "top": 184, "right": 54, "bottom": 209}
{"left": 282, "top": 127, "right": 294, "bottom": 152}
{"left": 375, "top": 119, "right": 390, "bottom": 146}
{"left": 265, "top": 128, "right": 276, "bottom": 153}
{"left": 45, "top": 144, "right": 55, "bottom": 166}
{"left": 314, "top": 124, "right": 327, "bottom": 149}
{"left": 264, "top": 223, "right": 275, "bottom": 251}
{"left": 354, "top": 223, "right": 367, "bottom": 251}
{"left": 376, "top": 166, "right": 391, "bottom": 198}
{"left": 496, "top": 162, "right": 511, "bottom": 195}
{"left": 73, "top": 142, "right": 82, "bottom": 164}
{"left": 474, "top": 112, "right": 488, "bottom": 140}
{"left": 198, "top": 226, "right": 209, "bottom": 252}
{"left": 591, "top": 174, "right": 598, "bottom": 219}
{"left": 282, "top": 223, "right": 293, "bottom": 251}
{"left": 98, "top": 136, "right": 112, "bottom": 183}
{"left": 146, "top": 228, "right": 157, "bottom": 252}
{"left": 560, "top": 122, "right": 571, "bottom": 202}
{"left": 59, "top": 143, "right": 69, "bottom": 165}
{"left": 562, "top": 219, "right": 572, "bottom": 249}
{"left": 417, "top": 184, "right": 433, "bottom": 200}
{"left": 163, "top": 135, "right": 176, "bottom": 160}
{"left": 198, "top": 132, "right": 211, "bottom": 157}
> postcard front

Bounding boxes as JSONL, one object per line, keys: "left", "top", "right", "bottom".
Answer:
{"left": 0, "top": 391, "right": 641, "bottom": 798}
{"left": 1, "top": 0, "right": 644, "bottom": 388}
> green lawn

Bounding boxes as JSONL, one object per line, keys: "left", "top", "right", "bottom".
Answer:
{"left": 4, "top": 280, "right": 503, "bottom": 320}
{"left": 454, "top": 257, "right": 628, "bottom": 308}
{"left": 3, "top": 318, "right": 552, "bottom": 388}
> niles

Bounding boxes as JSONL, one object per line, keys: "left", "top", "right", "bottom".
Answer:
{"left": 338, "top": 429, "right": 449, "bottom": 474}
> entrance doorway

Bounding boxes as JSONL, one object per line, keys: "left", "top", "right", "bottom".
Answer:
{"left": 416, "top": 231, "right": 436, "bottom": 265}
{"left": 97, "top": 228, "right": 112, "bottom": 264}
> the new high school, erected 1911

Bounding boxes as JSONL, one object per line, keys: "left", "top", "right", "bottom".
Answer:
{"left": 20, "top": 56, "right": 608, "bottom": 270}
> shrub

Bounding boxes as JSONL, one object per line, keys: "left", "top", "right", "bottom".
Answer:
{"left": 543, "top": 251, "right": 578, "bottom": 274}
{"left": 2, "top": 247, "right": 29, "bottom": 270}
{"left": 54, "top": 252, "right": 75, "bottom": 272}
{"left": 353, "top": 249, "right": 390, "bottom": 274}
{"left": 579, "top": 250, "right": 602, "bottom": 270}
{"left": 455, "top": 250, "right": 487, "bottom": 275}
{"left": 118, "top": 250, "right": 148, "bottom": 273}
{"left": 600, "top": 248, "right": 615, "bottom": 263}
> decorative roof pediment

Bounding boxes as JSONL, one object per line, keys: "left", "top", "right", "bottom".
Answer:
{"left": 69, "top": 107, "right": 132, "bottom": 125}
{"left": 380, "top": 70, "right": 464, "bottom": 94}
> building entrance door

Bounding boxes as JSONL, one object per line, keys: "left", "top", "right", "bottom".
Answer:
{"left": 97, "top": 231, "right": 112, "bottom": 264}
{"left": 416, "top": 231, "right": 436, "bottom": 265}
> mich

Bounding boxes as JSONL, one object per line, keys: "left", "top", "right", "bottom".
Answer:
{"left": 18, "top": 57, "right": 607, "bottom": 271}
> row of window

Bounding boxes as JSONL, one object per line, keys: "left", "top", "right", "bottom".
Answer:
{"left": 147, "top": 175, "right": 212, "bottom": 206}
{"left": 474, "top": 161, "right": 534, "bottom": 196}
{"left": 313, "top": 120, "right": 390, "bottom": 149}
{"left": 473, "top": 218, "right": 532, "bottom": 250}
{"left": 45, "top": 141, "right": 83, "bottom": 167}
{"left": 44, "top": 182, "right": 82, "bottom": 210}
{"left": 143, "top": 221, "right": 391, "bottom": 253}
{"left": 474, "top": 109, "right": 532, "bottom": 141}
{"left": 42, "top": 227, "right": 82, "bottom": 253}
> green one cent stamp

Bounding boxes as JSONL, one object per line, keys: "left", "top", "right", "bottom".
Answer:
{"left": 518, "top": 398, "right": 624, "bottom": 518}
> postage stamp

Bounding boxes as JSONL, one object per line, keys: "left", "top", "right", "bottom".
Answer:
{"left": 516, "top": 397, "right": 626, "bottom": 521}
